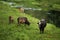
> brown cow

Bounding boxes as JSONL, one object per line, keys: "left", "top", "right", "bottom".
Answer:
{"left": 9, "top": 16, "right": 14, "bottom": 24}
{"left": 17, "top": 17, "right": 30, "bottom": 26}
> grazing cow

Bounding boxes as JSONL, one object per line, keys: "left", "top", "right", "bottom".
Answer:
{"left": 9, "top": 16, "right": 14, "bottom": 24}
{"left": 19, "top": 7, "right": 24, "bottom": 13}
{"left": 17, "top": 17, "right": 30, "bottom": 26}
{"left": 37, "top": 19, "right": 47, "bottom": 33}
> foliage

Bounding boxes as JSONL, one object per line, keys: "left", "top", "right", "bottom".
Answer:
{"left": 47, "top": 10, "right": 60, "bottom": 27}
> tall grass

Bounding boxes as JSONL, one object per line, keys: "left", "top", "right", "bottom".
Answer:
{"left": 0, "top": 1, "right": 60, "bottom": 40}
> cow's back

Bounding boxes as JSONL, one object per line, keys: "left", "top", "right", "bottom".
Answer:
{"left": 17, "top": 17, "right": 27, "bottom": 23}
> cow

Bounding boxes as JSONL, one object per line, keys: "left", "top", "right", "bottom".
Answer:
{"left": 17, "top": 17, "right": 30, "bottom": 26}
{"left": 37, "top": 19, "right": 47, "bottom": 33}
{"left": 9, "top": 16, "right": 14, "bottom": 24}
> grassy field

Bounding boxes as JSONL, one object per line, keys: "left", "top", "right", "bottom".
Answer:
{"left": 0, "top": 1, "right": 60, "bottom": 40}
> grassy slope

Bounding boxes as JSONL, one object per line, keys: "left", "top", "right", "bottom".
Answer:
{"left": 0, "top": 1, "right": 60, "bottom": 40}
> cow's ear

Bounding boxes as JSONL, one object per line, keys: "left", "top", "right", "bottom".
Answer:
{"left": 37, "top": 23, "right": 39, "bottom": 24}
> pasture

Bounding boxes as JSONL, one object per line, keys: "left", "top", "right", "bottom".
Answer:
{"left": 0, "top": 1, "right": 60, "bottom": 40}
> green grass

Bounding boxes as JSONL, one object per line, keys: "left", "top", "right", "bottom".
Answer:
{"left": 0, "top": 1, "right": 60, "bottom": 40}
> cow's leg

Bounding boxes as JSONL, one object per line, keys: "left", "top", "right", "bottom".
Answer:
{"left": 18, "top": 22, "right": 20, "bottom": 24}
{"left": 12, "top": 20, "right": 14, "bottom": 23}
{"left": 17, "top": 20, "right": 20, "bottom": 26}
{"left": 41, "top": 27, "right": 44, "bottom": 33}
{"left": 42, "top": 25, "right": 46, "bottom": 33}
{"left": 18, "top": 20, "right": 20, "bottom": 24}
{"left": 11, "top": 20, "right": 13, "bottom": 24}
{"left": 23, "top": 22, "right": 26, "bottom": 26}
{"left": 39, "top": 27, "right": 42, "bottom": 34}
{"left": 9, "top": 20, "right": 11, "bottom": 24}
{"left": 40, "top": 27, "right": 42, "bottom": 33}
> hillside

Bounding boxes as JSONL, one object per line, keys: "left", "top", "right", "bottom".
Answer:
{"left": 0, "top": 1, "right": 60, "bottom": 40}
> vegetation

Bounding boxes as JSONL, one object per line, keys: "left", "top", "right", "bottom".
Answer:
{"left": 0, "top": 1, "right": 60, "bottom": 40}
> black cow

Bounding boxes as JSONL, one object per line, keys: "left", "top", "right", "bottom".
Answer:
{"left": 17, "top": 17, "right": 30, "bottom": 26}
{"left": 37, "top": 19, "right": 47, "bottom": 33}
